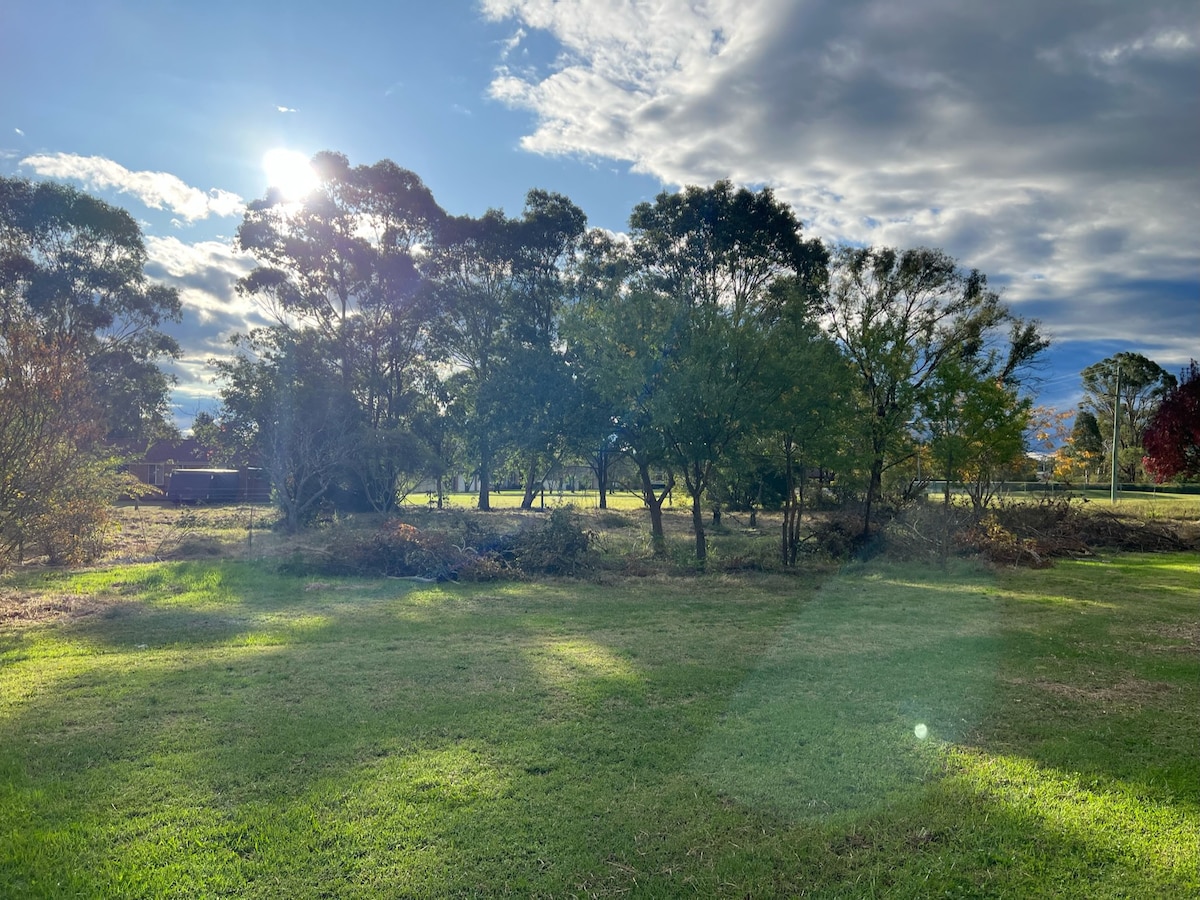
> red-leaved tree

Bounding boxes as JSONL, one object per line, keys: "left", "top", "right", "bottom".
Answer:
{"left": 1142, "top": 360, "right": 1200, "bottom": 483}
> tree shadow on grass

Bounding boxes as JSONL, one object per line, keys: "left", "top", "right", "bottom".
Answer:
{"left": 690, "top": 555, "right": 1199, "bottom": 895}
{"left": 693, "top": 560, "right": 1004, "bottom": 824}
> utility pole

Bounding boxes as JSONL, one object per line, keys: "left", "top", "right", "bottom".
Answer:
{"left": 1110, "top": 363, "right": 1121, "bottom": 504}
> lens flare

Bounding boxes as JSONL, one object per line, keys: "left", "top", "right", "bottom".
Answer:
{"left": 914, "top": 723, "right": 929, "bottom": 739}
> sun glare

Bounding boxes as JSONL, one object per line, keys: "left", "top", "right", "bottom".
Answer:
{"left": 262, "top": 148, "right": 318, "bottom": 201}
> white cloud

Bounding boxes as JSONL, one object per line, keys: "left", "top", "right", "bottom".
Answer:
{"left": 19, "top": 153, "right": 245, "bottom": 221}
{"left": 144, "top": 235, "right": 259, "bottom": 323}
{"left": 13, "top": 128, "right": 24, "bottom": 137}
{"left": 483, "top": 0, "right": 1200, "bottom": 374}
{"left": 276, "top": 105, "right": 298, "bottom": 113}
{"left": 144, "top": 235, "right": 268, "bottom": 405}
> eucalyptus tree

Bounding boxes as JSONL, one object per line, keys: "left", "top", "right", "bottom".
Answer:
{"left": 625, "top": 181, "right": 828, "bottom": 562}
{"left": 213, "top": 327, "right": 359, "bottom": 532}
{"left": 233, "top": 153, "right": 446, "bottom": 509}
{"left": 563, "top": 229, "right": 676, "bottom": 551}
{"left": 1079, "top": 352, "right": 1176, "bottom": 482}
{"left": 427, "top": 190, "right": 586, "bottom": 510}
{"left": 749, "top": 279, "right": 854, "bottom": 565}
{"left": 1, "top": 175, "right": 182, "bottom": 445}
{"left": 824, "top": 246, "right": 1044, "bottom": 535}
{"left": 235, "top": 152, "right": 443, "bottom": 403}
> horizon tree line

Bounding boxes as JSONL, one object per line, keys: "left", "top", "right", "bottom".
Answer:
{"left": 2, "top": 158, "right": 1191, "bottom": 567}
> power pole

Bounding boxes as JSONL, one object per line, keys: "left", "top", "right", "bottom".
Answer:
{"left": 1110, "top": 363, "right": 1121, "bottom": 504}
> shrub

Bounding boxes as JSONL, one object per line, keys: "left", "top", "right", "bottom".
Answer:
{"left": 512, "top": 507, "right": 594, "bottom": 575}
{"left": 809, "top": 513, "right": 870, "bottom": 560}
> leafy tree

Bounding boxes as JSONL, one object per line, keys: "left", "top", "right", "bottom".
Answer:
{"left": 0, "top": 317, "right": 124, "bottom": 567}
{"left": 1, "top": 176, "right": 182, "bottom": 445}
{"left": 754, "top": 284, "right": 855, "bottom": 565}
{"left": 235, "top": 152, "right": 443, "bottom": 405}
{"left": 427, "top": 190, "right": 586, "bottom": 510}
{"left": 1143, "top": 360, "right": 1200, "bottom": 483}
{"left": 563, "top": 232, "right": 676, "bottom": 552}
{"left": 824, "top": 246, "right": 1041, "bottom": 535}
{"left": 1055, "top": 409, "right": 1104, "bottom": 483}
{"left": 1079, "top": 352, "right": 1176, "bottom": 482}
{"left": 626, "top": 181, "right": 828, "bottom": 561}
{"left": 924, "top": 357, "right": 1033, "bottom": 512}
{"left": 213, "top": 329, "right": 359, "bottom": 531}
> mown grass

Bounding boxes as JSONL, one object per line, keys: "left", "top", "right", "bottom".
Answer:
{"left": 400, "top": 491, "right": 655, "bottom": 512}
{"left": 1, "top": 553, "right": 1196, "bottom": 897}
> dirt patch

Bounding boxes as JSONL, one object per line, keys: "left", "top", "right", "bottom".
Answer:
{"left": 1144, "top": 622, "right": 1200, "bottom": 653}
{"left": 1019, "top": 676, "right": 1176, "bottom": 708}
{"left": 0, "top": 589, "right": 123, "bottom": 625}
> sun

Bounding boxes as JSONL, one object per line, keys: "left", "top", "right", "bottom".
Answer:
{"left": 262, "top": 148, "right": 318, "bottom": 201}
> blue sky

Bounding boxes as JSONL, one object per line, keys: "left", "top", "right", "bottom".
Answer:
{"left": 3, "top": 0, "right": 1197, "bottom": 426}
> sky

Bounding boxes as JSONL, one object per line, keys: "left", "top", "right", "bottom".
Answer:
{"left": 2, "top": 0, "right": 1197, "bottom": 429}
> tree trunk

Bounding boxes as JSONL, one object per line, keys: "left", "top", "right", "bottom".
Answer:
{"left": 521, "top": 457, "right": 538, "bottom": 509}
{"left": 781, "top": 442, "right": 807, "bottom": 567}
{"left": 688, "top": 462, "right": 707, "bottom": 563}
{"left": 637, "top": 461, "right": 668, "bottom": 557}
{"left": 597, "top": 449, "right": 608, "bottom": 510}
{"left": 477, "top": 437, "right": 492, "bottom": 511}
{"left": 863, "top": 456, "right": 883, "bottom": 538}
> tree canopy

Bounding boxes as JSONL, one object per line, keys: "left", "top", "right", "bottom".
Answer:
{"left": 2, "top": 157, "right": 1082, "bottom": 563}
{"left": 1, "top": 175, "right": 182, "bottom": 445}
{"left": 1079, "top": 351, "right": 1176, "bottom": 482}
{"left": 1143, "top": 360, "right": 1200, "bottom": 483}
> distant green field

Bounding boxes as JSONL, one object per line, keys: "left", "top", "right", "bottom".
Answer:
{"left": 993, "top": 485, "right": 1200, "bottom": 516}
{"left": 401, "top": 488, "right": 655, "bottom": 512}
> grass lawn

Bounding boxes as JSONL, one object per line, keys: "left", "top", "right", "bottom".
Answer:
{"left": 399, "top": 490, "right": 659, "bottom": 512}
{"left": 1, "top": 553, "right": 1196, "bottom": 897}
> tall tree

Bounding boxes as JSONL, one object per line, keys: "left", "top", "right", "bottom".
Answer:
{"left": 823, "top": 245, "right": 1041, "bottom": 535}
{"left": 428, "top": 190, "right": 585, "bottom": 510}
{"left": 234, "top": 153, "right": 448, "bottom": 510}
{"left": 213, "top": 328, "right": 359, "bottom": 532}
{"left": 1079, "top": 352, "right": 1176, "bottom": 482}
{"left": 752, "top": 280, "right": 853, "bottom": 565}
{"left": 1142, "top": 360, "right": 1200, "bottom": 483}
{"left": 563, "top": 232, "right": 675, "bottom": 551}
{"left": 627, "top": 181, "right": 828, "bottom": 561}
{"left": 0, "top": 176, "right": 182, "bottom": 445}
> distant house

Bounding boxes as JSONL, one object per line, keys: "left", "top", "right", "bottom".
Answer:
{"left": 123, "top": 439, "right": 270, "bottom": 503}
{"left": 124, "top": 438, "right": 213, "bottom": 492}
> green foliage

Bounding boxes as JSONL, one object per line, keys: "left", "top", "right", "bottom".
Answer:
{"left": 0, "top": 175, "right": 182, "bottom": 444}
{"left": 213, "top": 328, "right": 362, "bottom": 532}
{"left": 825, "top": 245, "right": 1045, "bottom": 533}
{"left": 1080, "top": 351, "right": 1176, "bottom": 482}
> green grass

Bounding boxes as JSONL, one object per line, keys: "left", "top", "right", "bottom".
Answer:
{"left": 1, "top": 554, "right": 1196, "bottom": 897}
{"left": 400, "top": 490, "right": 662, "bottom": 512}
{"left": 994, "top": 485, "right": 1200, "bottom": 516}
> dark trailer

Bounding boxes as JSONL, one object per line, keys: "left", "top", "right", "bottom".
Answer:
{"left": 166, "top": 468, "right": 241, "bottom": 504}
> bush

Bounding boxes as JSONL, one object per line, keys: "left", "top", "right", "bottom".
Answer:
{"left": 511, "top": 508, "right": 594, "bottom": 575}
{"left": 809, "top": 513, "right": 871, "bottom": 560}
{"left": 287, "top": 516, "right": 522, "bottom": 581}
